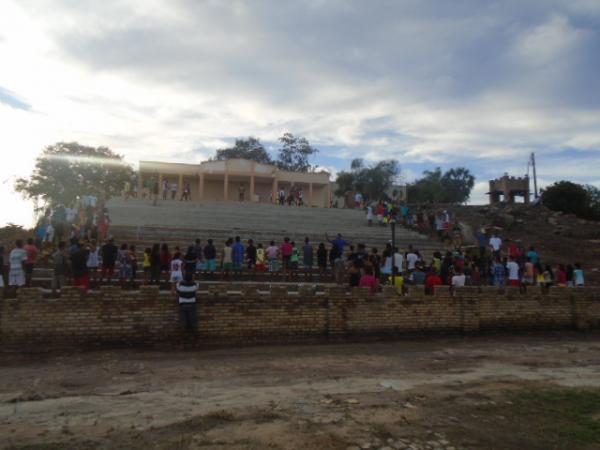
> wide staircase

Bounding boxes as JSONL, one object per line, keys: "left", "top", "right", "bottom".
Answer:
{"left": 31, "top": 198, "right": 441, "bottom": 288}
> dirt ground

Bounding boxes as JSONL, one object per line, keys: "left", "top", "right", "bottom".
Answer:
{"left": 2, "top": 333, "right": 600, "bottom": 450}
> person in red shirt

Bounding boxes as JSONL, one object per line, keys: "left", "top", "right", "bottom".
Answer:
{"left": 280, "top": 237, "right": 293, "bottom": 277}
{"left": 425, "top": 268, "right": 443, "bottom": 295}
{"left": 556, "top": 264, "right": 568, "bottom": 286}
{"left": 359, "top": 266, "right": 379, "bottom": 294}
{"left": 23, "top": 238, "right": 39, "bottom": 287}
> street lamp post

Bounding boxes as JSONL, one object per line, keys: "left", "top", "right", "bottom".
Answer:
{"left": 390, "top": 217, "right": 396, "bottom": 287}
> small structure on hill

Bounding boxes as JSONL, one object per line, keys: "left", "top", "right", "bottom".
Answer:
{"left": 488, "top": 174, "right": 530, "bottom": 204}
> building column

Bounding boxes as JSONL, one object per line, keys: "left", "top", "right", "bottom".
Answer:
{"left": 199, "top": 173, "right": 204, "bottom": 201}
{"left": 272, "top": 178, "right": 278, "bottom": 203}
{"left": 250, "top": 175, "right": 255, "bottom": 202}
{"left": 224, "top": 173, "right": 229, "bottom": 201}
{"left": 137, "top": 172, "right": 143, "bottom": 195}
{"left": 309, "top": 183, "right": 313, "bottom": 207}
{"left": 327, "top": 182, "right": 332, "bottom": 208}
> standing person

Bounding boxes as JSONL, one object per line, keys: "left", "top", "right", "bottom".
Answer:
{"left": 317, "top": 243, "right": 327, "bottom": 279}
{"left": 143, "top": 247, "right": 152, "bottom": 284}
{"left": 506, "top": 256, "right": 521, "bottom": 287}
{"left": 326, "top": 233, "right": 349, "bottom": 257}
{"left": 425, "top": 268, "right": 443, "bottom": 295}
{"left": 176, "top": 272, "right": 198, "bottom": 334}
{"left": 170, "top": 252, "right": 184, "bottom": 293}
{"left": 523, "top": 257, "right": 535, "bottom": 286}
{"left": 280, "top": 237, "right": 293, "bottom": 278}
{"left": 71, "top": 243, "right": 90, "bottom": 292}
{"left": 238, "top": 184, "right": 246, "bottom": 202}
{"left": 278, "top": 188, "right": 285, "bottom": 206}
{"left": 86, "top": 240, "right": 100, "bottom": 289}
{"left": 405, "top": 246, "right": 420, "bottom": 273}
{"left": 566, "top": 264, "right": 575, "bottom": 287}
{"left": 8, "top": 240, "right": 27, "bottom": 291}
{"left": 162, "top": 178, "right": 169, "bottom": 201}
{"left": 151, "top": 177, "right": 159, "bottom": 206}
{"left": 23, "top": 238, "right": 38, "bottom": 287}
{"left": 330, "top": 245, "right": 345, "bottom": 285}
{"left": 359, "top": 266, "right": 379, "bottom": 294}
{"left": 556, "top": 264, "right": 567, "bottom": 287}
{"left": 368, "top": 248, "right": 381, "bottom": 281}
{"left": 170, "top": 180, "right": 178, "bottom": 200}
{"left": 348, "top": 260, "right": 361, "bottom": 287}
{"left": 160, "top": 244, "right": 172, "bottom": 283}
{"left": 290, "top": 242, "right": 300, "bottom": 280}
{"left": 194, "top": 239, "right": 204, "bottom": 277}
{"left": 221, "top": 239, "right": 233, "bottom": 281}
{"left": 476, "top": 228, "right": 487, "bottom": 257}
{"left": 366, "top": 205, "right": 374, "bottom": 226}
{"left": 492, "top": 258, "right": 506, "bottom": 287}
{"left": 150, "top": 244, "right": 162, "bottom": 285}
{"left": 302, "top": 237, "right": 313, "bottom": 280}
{"left": 527, "top": 246, "right": 540, "bottom": 265}
{"left": 542, "top": 265, "right": 554, "bottom": 287}
{"left": 574, "top": 263, "right": 585, "bottom": 286}
{"left": 451, "top": 269, "right": 466, "bottom": 287}
{"left": 117, "top": 243, "right": 132, "bottom": 289}
{"left": 246, "top": 239, "right": 257, "bottom": 275}
{"left": 489, "top": 232, "right": 502, "bottom": 259}
{"left": 266, "top": 241, "right": 279, "bottom": 277}
{"left": 51, "top": 241, "right": 69, "bottom": 294}
{"left": 100, "top": 238, "right": 118, "bottom": 284}
{"left": 255, "top": 243, "right": 266, "bottom": 275}
{"left": 129, "top": 245, "right": 138, "bottom": 288}
{"left": 181, "top": 181, "right": 191, "bottom": 201}
{"left": 232, "top": 236, "right": 245, "bottom": 278}
{"left": 203, "top": 239, "right": 217, "bottom": 278}
{"left": 183, "top": 246, "right": 197, "bottom": 279}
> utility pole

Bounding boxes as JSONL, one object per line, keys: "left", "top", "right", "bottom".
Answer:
{"left": 530, "top": 152, "right": 538, "bottom": 199}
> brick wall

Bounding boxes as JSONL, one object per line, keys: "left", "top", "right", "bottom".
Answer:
{"left": 1, "top": 285, "right": 600, "bottom": 349}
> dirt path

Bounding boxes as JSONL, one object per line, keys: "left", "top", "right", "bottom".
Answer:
{"left": 2, "top": 333, "right": 600, "bottom": 449}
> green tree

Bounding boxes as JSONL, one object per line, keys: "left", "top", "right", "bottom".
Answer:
{"left": 15, "top": 142, "right": 133, "bottom": 207}
{"left": 214, "top": 137, "right": 274, "bottom": 164}
{"left": 407, "top": 167, "right": 475, "bottom": 203}
{"left": 276, "top": 133, "right": 318, "bottom": 172}
{"left": 334, "top": 159, "right": 400, "bottom": 201}
{"left": 541, "top": 181, "right": 600, "bottom": 220}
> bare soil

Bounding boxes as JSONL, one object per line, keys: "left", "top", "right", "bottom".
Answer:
{"left": 2, "top": 332, "right": 600, "bottom": 449}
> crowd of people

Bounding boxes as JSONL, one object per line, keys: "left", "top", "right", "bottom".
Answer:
{"left": 0, "top": 226, "right": 586, "bottom": 296}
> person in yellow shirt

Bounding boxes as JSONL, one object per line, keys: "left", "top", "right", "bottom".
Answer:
{"left": 392, "top": 266, "right": 404, "bottom": 294}
{"left": 255, "top": 243, "right": 266, "bottom": 278}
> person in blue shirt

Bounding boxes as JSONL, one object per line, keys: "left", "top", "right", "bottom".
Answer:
{"left": 326, "top": 233, "right": 349, "bottom": 256}
{"left": 526, "top": 246, "right": 539, "bottom": 265}
{"left": 232, "top": 236, "right": 245, "bottom": 278}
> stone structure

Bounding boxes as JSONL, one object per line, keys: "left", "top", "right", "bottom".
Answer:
{"left": 488, "top": 174, "right": 530, "bottom": 204}
{"left": 138, "top": 158, "right": 332, "bottom": 207}
{"left": 2, "top": 286, "right": 599, "bottom": 349}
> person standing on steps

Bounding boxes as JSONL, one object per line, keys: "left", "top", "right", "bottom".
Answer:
{"left": 176, "top": 271, "right": 199, "bottom": 334}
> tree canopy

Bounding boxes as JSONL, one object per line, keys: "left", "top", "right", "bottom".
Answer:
{"left": 541, "top": 181, "right": 600, "bottom": 220}
{"left": 213, "top": 137, "right": 274, "bottom": 164}
{"left": 334, "top": 158, "right": 400, "bottom": 201}
{"left": 407, "top": 167, "right": 475, "bottom": 204}
{"left": 276, "top": 133, "right": 318, "bottom": 172}
{"left": 15, "top": 142, "right": 133, "bottom": 206}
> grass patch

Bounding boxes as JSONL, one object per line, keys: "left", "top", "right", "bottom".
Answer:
{"left": 472, "top": 387, "right": 600, "bottom": 450}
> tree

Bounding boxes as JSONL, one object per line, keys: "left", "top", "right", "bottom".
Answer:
{"left": 213, "top": 137, "right": 274, "bottom": 164}
{"left": 334, "top": 159, "right": 400, "bottom": 201}
{"left": 276, "top": 133, "right": 318, "bottom": 172}
{"left": 407, "top": 167, "right": 475, "bottom": 203}
{"left": 15, "top": 142, "right": 133, "bottom": 207}
{"left": 541, "top": 181, "right": 600, "bottom": 220}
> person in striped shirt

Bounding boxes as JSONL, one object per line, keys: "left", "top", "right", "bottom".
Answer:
{"left": 176, "top": 272, "right": 198, "bottom": 333}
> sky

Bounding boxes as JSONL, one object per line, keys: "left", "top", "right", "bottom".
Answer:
{"left": 1, "top": 0, "right": 600, "bottom": 227}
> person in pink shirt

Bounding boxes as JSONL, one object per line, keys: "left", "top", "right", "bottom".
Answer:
{"left": 23, "top": 238, "right": 39, "bottom": 287}
{"left": 280, "top": 237, "right": 293, "bottom": 276}
{"left": 359, "top": 266, "right": 379, "bottom": 294}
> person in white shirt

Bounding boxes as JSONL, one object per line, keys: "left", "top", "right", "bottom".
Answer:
{"left": 489, "top": 233, "right": 502, "bottom": 257}
{"left": 9, "top": 240, "right": 27, "bottom": 288}
{"left": 451, "top": 271, "right": 466, "bottom": 287}
{"left": 406, "top": 248, "right": 420, "bottom": 272}
{"left": 170, "top": 253, "right": 184, "bottom": 292}
{"left": 506, "top": 256, "right": 520, "bottom": 287}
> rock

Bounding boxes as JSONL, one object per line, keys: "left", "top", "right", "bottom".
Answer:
{"left": 360, "top": 443, "right": 372, "bottom": 449}
{"left": 347, "top": 446, "right": 361, "bottom": 450}
{"left": 379, "top": 447, "right": 394, "bottom": 450}
{"left": 347, "top": 398, "right": 360, "bottom": 404}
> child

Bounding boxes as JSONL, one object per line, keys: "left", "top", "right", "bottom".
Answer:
{"left": 87, "top": 240, "right": 100, "bottom": 288}
{"left": 255, "top": 243, "right": 266, "bottom": 274}
{"left": 170, "top": 252, "right": 183, "bottom": 293}
{"left": 574, "top": 263, "right": 585, "bottom": 286}
{"left": 222, "top": 239, "right": 233, "bottom": 281}
{"left": 290, "top": 242, "right": 299, "bottom": 279}
{"left": 366, "top": 205, "right": 374, "bottom": 227}
{"left": 143, "top": 247, "right": 151, "bottom": 284}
